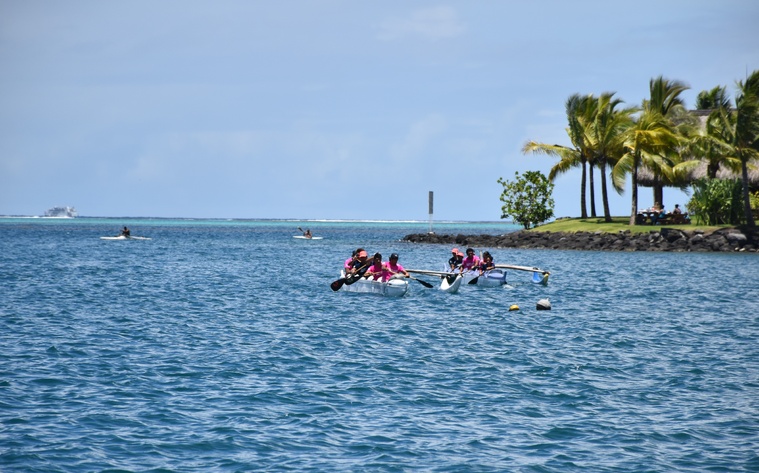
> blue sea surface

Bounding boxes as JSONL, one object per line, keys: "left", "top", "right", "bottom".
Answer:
{"left": 1, "top": 218, "right": 758, "bottom": 472}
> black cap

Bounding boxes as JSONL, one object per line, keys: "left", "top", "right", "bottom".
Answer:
{"left": 390, "top": 253, "right": 399, "bottom": 259}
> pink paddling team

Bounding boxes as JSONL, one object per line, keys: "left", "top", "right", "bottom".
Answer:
{"left": 344, "top": 248, "right": 410, "bottom": 282}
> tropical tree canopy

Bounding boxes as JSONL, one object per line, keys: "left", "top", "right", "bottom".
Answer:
{"left": 497, "top": 171, "right": 555, "bottom": 230}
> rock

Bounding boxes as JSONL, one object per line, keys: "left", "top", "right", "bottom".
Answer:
{"left": 401, "top": 227, "right": 759, "bottom": 253}
{"left": 726, "top": 232, "right": 747, "bottom": 244}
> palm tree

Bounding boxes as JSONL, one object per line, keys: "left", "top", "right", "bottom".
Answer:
{"left": 695, "top": 86, "right": 731, "bottom": 110}
{"left": 586, "top": 93, "right": 635, "bottom": 222}
{"left": 613, "top": 110, "right": 680, "bottom": 225}
{"left": 523, "top": 94, "right": 595, "bottom": 218}
{"left": 675, "top": 106, "right": 742, "bottom": 181}
{"left": 734, "top": 70, "right": 759, "bottom": 230}
{"left": 644, "top": 76, "right": 693, "bottom": 207}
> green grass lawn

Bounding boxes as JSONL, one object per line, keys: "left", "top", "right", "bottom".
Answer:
{"left": 531, "top": 217, "right": 731, "bottom": 234}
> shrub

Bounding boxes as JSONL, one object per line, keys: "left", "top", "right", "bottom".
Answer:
{"left": 687, "top": 178, "right": 744, "bottom": 225}
{"left": 498, "top": 171, "right": 555, "bottom": 229}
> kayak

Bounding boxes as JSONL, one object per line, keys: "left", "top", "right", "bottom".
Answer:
{"left": 335, "top": 271, "right": 408, "bottom": 297}
{"left": 293, "top": 235, "right": 323, "bottom": 240}
{"left": 100, "top": 235, "right": 151, "bottom": 240}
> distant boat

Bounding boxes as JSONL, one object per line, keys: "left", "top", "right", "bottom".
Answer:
{"left": 43, "top": 206, "right": 78, "bottom": 218}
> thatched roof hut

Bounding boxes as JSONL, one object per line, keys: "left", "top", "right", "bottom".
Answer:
{"left": 637, "top": 160, "right": 759, "bottom": 188}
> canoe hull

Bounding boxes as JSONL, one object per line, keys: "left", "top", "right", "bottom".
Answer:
{"left": 338, "top": 271, "right": 409, "bottom": 297}
{"left": 461, "top": 269, "right": 507, "bottom": 287}
{"left": 439, "top": 274, "right": 463, "bottom": 293}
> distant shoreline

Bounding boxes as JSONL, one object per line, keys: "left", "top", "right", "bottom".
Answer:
{"left": 403, "top": 228, "right": 759, "bottom": 253}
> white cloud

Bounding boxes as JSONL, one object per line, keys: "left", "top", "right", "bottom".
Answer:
{"left": 377, "top": 6, "right": 466, "bottom": 42}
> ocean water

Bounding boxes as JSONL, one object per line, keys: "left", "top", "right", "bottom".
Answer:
{"left": 1, "top": 218, "right": 758, "bottom": 472}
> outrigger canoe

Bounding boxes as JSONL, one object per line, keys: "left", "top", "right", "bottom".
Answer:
{"left": 333, "top": 271, "right": 409, "bottom": 297}
{"left": 408, "top": 268, "right": 508, "bottom": 288}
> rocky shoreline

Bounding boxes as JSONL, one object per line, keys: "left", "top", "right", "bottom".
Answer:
{"left": 403, "top": 227, "right": 759, "bottom": 253}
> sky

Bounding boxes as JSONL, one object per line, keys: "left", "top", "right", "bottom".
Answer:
{"left": 2, "top": 1, "right": 758, "bottom": 221}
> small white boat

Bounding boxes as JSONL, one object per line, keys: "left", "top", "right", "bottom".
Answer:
{"left": 335, "top": 271, "right": 408, "bottom": 297}
{"left": 43, "top": 206, "right": 77, "bottom": 218}
{"left": 293, "top": 235, "right": 323, "bottom": 240}
{"left": 100, "top": 235, "right": 151, "bottom": 240}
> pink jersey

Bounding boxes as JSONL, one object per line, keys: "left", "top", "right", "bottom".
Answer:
{"left": 461, "top": 255, "right": 480, "bottom": 271}
{"left": 384, "top": 261, "right": 405, "bottom": 275}
{"left": 344, "top": 257, "right": 354, "bottom": 271}
{"left": 365, "top": 262, "right": 391, "bottom": 281}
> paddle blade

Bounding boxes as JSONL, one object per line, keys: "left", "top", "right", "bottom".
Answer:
{"left": 415, "top": 278, "right": 434, "bottom": 288}
{"left": 330, "top": 278, "right": 346, "bottom": 291}
{"left": 468, "top": 276, "right": 480, "bottom": 285}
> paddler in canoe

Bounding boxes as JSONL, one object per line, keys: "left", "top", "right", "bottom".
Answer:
{"left": 384, "top": 253, "right": 410, "bottom": 279}
{"left": 448, "top": 248, "right": 464, "bottom": 270}
{"left": 364, "top": 253, "right": 392, "bottom": 281}
{"left": 345, "top": 249, "right": 370, "bottom": 277}
{"left": 459, "top": 248, "right": 480, "bottom": 273}
{"left": 478, "top": 251, "right": 495, "bottom": 275}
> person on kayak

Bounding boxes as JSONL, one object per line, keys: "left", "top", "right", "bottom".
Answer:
{"left": 121, "top": 226, "right": 131, "bottom": 237}
{"left": 384, "top": 253, "right": 409, "bottom": 278}
{"left": 460, "top": 248, "right": 480, "bottom": 272}
{"left": 303, "top": 228, "right": 312, "bottom": 238}
{"left": 364, "top": 253, "right": 392, "bottom": 281}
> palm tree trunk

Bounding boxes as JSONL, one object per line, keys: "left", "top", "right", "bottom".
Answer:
{"left": 580, "top": 159, "right": 588, "bottom": 219}
{"left": 630, "top": 154, "right": 640, "bottom": 226}
{"left": 589, "top": 162, "right": 597, "bottom": 218}
{"left": 741, "top": 160, "right": 756, "bottom": 229}
{"left": 600, "top": 160, "right": 612, "bottom": 222}
{"left": 654, "top": 182, "right": 664, "bottom": 210}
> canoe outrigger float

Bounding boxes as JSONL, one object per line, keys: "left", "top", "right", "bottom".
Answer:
{"left": 494, "top": 264, "right": 550, "bottom": 286}
{"left": 331, "top": 271, "right": 409, "bottom": 297}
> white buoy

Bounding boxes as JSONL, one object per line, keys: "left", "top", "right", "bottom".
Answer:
{"left": 536, "top": 298, "right": 551, "bottom": 310}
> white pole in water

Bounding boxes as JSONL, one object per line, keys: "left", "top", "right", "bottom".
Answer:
{"left": 428, "top": 191, "right": 434, "bottom": 234}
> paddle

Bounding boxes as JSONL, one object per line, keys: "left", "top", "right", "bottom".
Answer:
{"left": 330, "top": 277, "right": 348, "bottom": 291}
{"left": 407, "top": 276, "right": 433, "bottom": 288}
{"left": 468, "top": 274, "right": 480, "bottom": 285}
{"left": 330, "top": 262, "right": 371, "bottom": 291}
{"left": 344, "top": 264, "right": 369, "bottom": 285}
